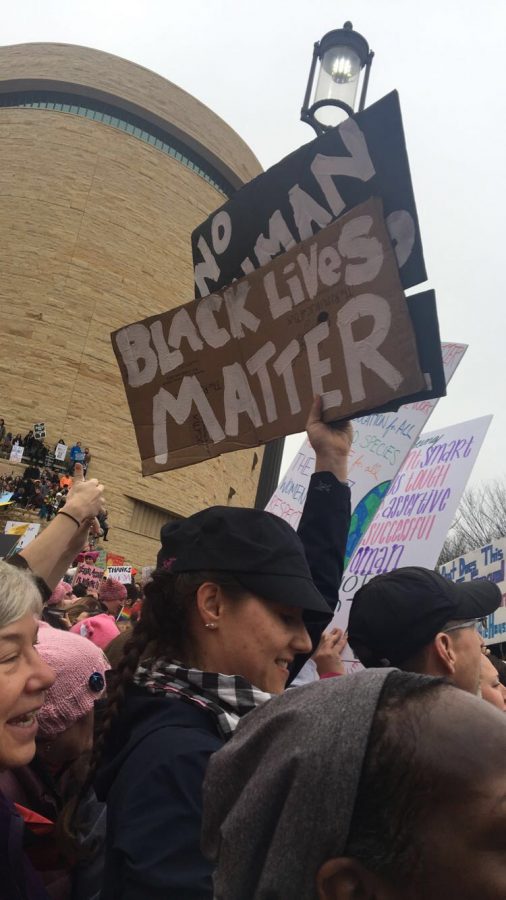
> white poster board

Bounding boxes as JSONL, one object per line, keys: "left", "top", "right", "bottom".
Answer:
{"left": 4, "top": 521, "right": 41, "bottom": 550}
{"left": 440, "top": 538, "right": 506, "bottom": 646}
{"left": 295, "top": 414, "right": 493, "bottom": 682}
{"left": 9, "top": 443, "right": 24, "bottom": 464}
{"left": 330, "top": 415, "right": 493, "bottom": 670}
{"left": 107, "top": 565, "right": 132, "bottom": 585}
{"left": 55, "top": 443, "right": 68, "bottom": 462}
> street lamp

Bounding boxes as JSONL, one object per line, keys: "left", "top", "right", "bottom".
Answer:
{"left": 301, "top": 21, "right": 374, "bottom": 134}
{"left": 254, "top": 22, "right": 374, "bottom": 510}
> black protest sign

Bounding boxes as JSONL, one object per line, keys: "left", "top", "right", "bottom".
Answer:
{"left": 112, "top": 199, "right": 428, "bottom": 476}
{"left": 404, "top": 290, "right": 446, "bottom": 402}
{"left": 192, "top": 91, "right": 426, "bottom": 298}
{"left": 0, "top": 534, "right": 20, "bottom": 559}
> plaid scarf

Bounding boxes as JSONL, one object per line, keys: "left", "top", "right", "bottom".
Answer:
{"left": 133, "top": 659, "right": 273, "bottom": 739}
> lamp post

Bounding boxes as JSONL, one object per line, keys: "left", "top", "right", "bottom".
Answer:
{"left": 254, "top": 22, "right": 374, "bottom": 510}
{"left": 301, "top": 21, "right": 374, "bottom": 134}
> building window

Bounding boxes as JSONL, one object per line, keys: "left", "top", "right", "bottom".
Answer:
{"left": 129, "top": 497, "right": 181, "bottom": 540}
{"left": 0, "top": 90, "right": 232, "bottom": 197}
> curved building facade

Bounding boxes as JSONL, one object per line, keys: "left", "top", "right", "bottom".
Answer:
{"left": 0, "top": 43, "right": 263, "bottom": 567}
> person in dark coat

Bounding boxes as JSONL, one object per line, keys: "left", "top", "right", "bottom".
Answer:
{"left": 93, "top": 397, "right": 352, "bottom": 900}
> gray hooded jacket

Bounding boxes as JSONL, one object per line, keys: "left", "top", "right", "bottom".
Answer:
{"left": 202, "top": 669, "right": 394, "bottom": 900}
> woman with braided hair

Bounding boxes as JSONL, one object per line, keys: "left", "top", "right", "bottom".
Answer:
{"left": 92, "top": 399, "right": 352, "bottom": 900}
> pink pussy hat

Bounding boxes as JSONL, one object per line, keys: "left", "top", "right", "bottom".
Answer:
{"left": 48, "top": 579, "right": 73, "bottom": 607}
{"left": 99, "top": 578, "right": 127, "bottom": 604}
{"left": 36, "top": 623, "right": 110, "bottom": 738}
{"left": 70, "top": 613, "right": 120, "bottom": 650}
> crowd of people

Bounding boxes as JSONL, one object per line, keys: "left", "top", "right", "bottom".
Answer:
{"left": 0, "top": 418, "right": 91, "bottom": 474}
{"left": 0, "top": 398, "right": 505, "bottom": 899}
{"left": 1, "top": 459, "right": 109, "bottom": 536}
{"left": 1, "top": 466, "right": 70, "bottom": 520}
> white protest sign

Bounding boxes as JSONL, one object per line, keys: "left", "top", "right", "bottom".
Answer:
{"left": 5, "top": 521, "right": 41, "bottom": 550}
{"left": 55, "top": 443, "right": 68, "bottom": 462}
{"left": 9, "top": 443, "right": 24, "bottom": 464}
{"left": 296, "top": 414, "right": 493, "bottom": 682}
{"left": 335, "top": 414, "right": 492, "bottom": 654}
{"left": 440, "top": 538, "right": 506, "bottom": 646}
{"left": 266, "top": 343, "right": 467, "bottom": 544}
{"left": 33, "top": 422, "right": 46, "bottom": 439}
{"left": 107, "top": 565, "right": 132, "bottom": 585}
{"left": 141, "top": 566, "right": 155, "bottom": 586}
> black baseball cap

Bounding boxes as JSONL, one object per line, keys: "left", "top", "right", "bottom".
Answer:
{"left": 348, "top": 566, "right": 501, "bottom": 667}
{"left": 157, "top": 506, "right": 331, "bottom": 615}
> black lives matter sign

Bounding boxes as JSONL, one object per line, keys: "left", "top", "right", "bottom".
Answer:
{"left": 191, "top": 92, "right": 426, "bottom": 298}
{"left": 112, "top": 200, "right": 428, "bottom": 475}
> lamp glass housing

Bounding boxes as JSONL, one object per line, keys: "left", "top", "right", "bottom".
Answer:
{"left": 313, "top": 44, "right": 361, "bottom": 126}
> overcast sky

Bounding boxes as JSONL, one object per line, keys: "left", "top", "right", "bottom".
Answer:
{"left": 3, "top": 0, "right": 506, "bottom": 486}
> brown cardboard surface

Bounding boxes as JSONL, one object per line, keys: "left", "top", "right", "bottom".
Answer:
{"left": 112, "top": 198, "right": 426, "bottom": 475}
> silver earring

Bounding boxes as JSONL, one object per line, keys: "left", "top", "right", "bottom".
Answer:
{"left": 205, "top": 623, "right": 217, "bottom": 630}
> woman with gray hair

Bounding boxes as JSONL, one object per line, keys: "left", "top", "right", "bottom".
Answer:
{"left": 0, "top": 462, "right": 106, "bottom": 898}
{"left": 0, "top": 561, "right": 55, "bottom": 898}
{"left": 202, "top": 668, "right": 506, "bottom": 900}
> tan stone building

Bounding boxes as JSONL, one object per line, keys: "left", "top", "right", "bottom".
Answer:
{"left": 0, "top": 42, "right": 263, "bottom": 568}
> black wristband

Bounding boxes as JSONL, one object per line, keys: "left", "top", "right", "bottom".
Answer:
{"left": 57, "top": 510, "right": 81, "bottom": 529}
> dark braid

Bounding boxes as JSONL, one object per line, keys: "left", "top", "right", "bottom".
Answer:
{"left": 89, "top": 619, "right": 152, "bottom": 781}
{"left": 88, "top": 568, "right": 247, "bottom": 788}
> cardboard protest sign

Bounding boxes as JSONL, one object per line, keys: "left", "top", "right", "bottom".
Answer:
{"left": 107, "top": 565, "right": 132, "bottom": 585}
{"left": 440, "top": 539, "right": 506, "bottom": 646}
{"left": 73, "top": 563, "right": 105, "bottom": 592}
{"left": 113, "top": 198, "right": 429, "bottom": 475}
{"left": 9, "top": 443, "right": 23, "bottom": 464}
{"left": 33, "top": 423, "right": 46, "bottom": 439}
{"left": 192, "top": 91, "right": 425, "bottom": 297}
{"left": 266, "top": 342, "right": 466, "bottom": 531}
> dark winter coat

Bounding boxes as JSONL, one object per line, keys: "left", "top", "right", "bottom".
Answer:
{"left": 95, "top": 472, "right": 351, "bottom": 899}
{"left": 0, "top": 790, "right": 49, "bottom": 900}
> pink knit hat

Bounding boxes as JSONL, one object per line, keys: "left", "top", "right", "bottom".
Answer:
{"left": 99, "top": 578, "right": 127, "bottom": 604}
{"left": 36, "top": 623, "right": 110, "bottom": 738}
{"left": 48, "top": 580, "right": 73, "bottom": 607}
{"left": 70, "top": 614, "right": 120, "bottom": 650}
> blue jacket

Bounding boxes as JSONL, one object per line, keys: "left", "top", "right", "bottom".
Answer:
{"left": 95, "top": 472, "right": 350, "bottom": 899}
